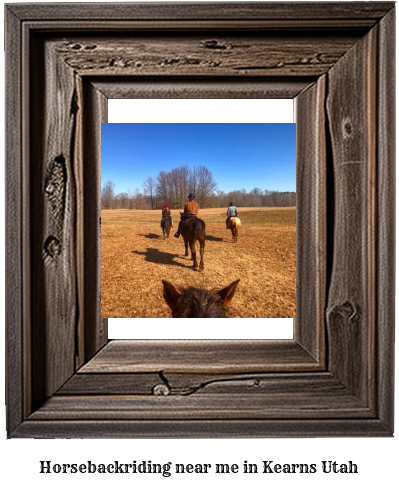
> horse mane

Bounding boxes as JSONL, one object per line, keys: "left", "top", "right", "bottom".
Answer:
{"left": 173, "top": 287, "right": 230, "bottom": 317}
{"left": 162, "top": 280, "right": 239, "bottom": 318}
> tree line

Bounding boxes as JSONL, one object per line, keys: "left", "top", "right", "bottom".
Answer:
{"left": 101, "top": 164, "right": 296, "bottom": 210}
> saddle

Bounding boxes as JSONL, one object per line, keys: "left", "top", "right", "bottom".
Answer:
{"left": 180, "top": 211, "right": 197, "bottom": 220}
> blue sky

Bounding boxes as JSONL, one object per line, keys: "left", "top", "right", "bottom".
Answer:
{"left": 101, "top": 123, "right": 296, "bottom": 194}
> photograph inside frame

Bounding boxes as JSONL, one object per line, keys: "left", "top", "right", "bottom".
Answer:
{"left": 101, "top": 116, "right": 296, "bottom": 332}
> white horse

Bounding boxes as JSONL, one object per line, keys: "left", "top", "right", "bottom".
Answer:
{"left": 227, "top": 217, "right": 241, "bottom": 243}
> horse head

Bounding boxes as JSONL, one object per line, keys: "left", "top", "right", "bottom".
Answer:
{"left": 162, "top": 279, "right": 239, "bottom": 318}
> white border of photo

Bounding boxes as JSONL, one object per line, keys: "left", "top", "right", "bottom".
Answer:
{"left": 106, "top": 99, "right": 294, "bottom": 339}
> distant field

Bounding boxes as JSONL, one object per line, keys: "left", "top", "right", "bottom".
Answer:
{"left": 101, "top": 207, "right": 296, "bottom": 318}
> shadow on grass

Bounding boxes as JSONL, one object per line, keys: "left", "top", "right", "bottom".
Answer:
{"left": 138, "top": 233, "right": 162, "bottom": 240}
{"left": 206, "top": 235, "right": 224, "bottom": 242}
{"left": 132, "top": 248, "right": 190, "bottom": 268}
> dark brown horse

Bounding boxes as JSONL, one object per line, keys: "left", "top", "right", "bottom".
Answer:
{"left": 162, "top": 279, "right": 240, "bottom": 317}
{"left": 179, "top": 216, "right": 206, "bottom": 271}
{"left": 227, "top": 217, "right": 241, "bottom": 243}
{"left": 161, "top": 218, "right": 171, "bottom": 239}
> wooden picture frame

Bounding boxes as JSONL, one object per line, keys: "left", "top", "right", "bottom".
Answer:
{"left": 5, "top": 2, "right": 395, "bottom": 438}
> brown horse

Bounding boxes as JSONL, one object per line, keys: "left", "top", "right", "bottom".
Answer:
{"left": 179, "top": 216, "right": 206, "bottom": 271}
{"left": 161, "top": 218, "right": 171, "bottom": 239}
{"left": 162, "top": 279, "right": 240, "bottom": 317}
{"left": 227, "top": 217, "right": 241, "bottom": 243}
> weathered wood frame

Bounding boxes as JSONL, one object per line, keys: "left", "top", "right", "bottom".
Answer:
{"left": 5, "top": 2, "right": 395, "bottom": 438}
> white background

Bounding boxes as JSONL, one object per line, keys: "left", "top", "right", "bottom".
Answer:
{"left": 1, "top": 1, "right": 398, "bottom": 486}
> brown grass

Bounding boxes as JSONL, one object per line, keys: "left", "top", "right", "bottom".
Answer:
{"left": 101, "top": 207, "right": 296, "bottom": 318}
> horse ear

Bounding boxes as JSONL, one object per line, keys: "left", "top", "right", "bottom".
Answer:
{"left": 162, "top": 280, "right": 182, "bottom": 311}
{"left": 218, "top": 279, "right": 240, "bottom": 306}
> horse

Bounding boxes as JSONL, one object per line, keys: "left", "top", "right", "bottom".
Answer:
{"left": 179, "top": 215, "right": 206, "bottom": 271}
{"left": 161, "top": 217, "right": 171, "bottom": 239}
{"left": 227, "top": 217, "right": 241, "bottom": 243}
{"left": 162, "top": 279, "right": 240, "bottom": 317}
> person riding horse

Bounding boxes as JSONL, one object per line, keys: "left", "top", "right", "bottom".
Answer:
{"left": 161, "top": 204, "right": 173, "bottom": 227}
{"left": 226, "top": 202, "right": 239, "bottom": 228}
{"left": 174, "top": 193, "right": 199, "bottom": 238}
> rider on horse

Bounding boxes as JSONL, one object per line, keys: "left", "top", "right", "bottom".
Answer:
{"left": 161, "top": 204, "right": 173, "bottom": 227}
{"left": 174, "top": 193, "right": 199, "bottom": 238}
{"left": 226, "top": 202, "right": 239, "bottom": 228}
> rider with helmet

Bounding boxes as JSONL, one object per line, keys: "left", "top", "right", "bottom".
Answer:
{"left": 161, "top": 204, "right": 173, "bottom": 227}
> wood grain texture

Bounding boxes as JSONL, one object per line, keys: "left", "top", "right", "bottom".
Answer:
{"left": 30, "top": 37, "right": 78, "bottom": 407}
{"left": 5, "top": 5, "right": 24, "bottom": 436}
{"left": 53, "top": 34, "right": 360, "bottom": 78}
{"left": 7, "top": 2, "right": 394, "bottom": 22}
{"left": 375, "top": 7, "right": 395, "bottom": 432}
{"left": 60, "top": 371, "right": 354, "bottom": 397}
{"left": 295, "top": 76, "right": 326, "bottom": 363}
{"left": 81, "top": 81, "right": 108, "bottom": 364}
{"left": 30, "top": 394, "right": 372, "bottom": 421}
{"left": 35, "top": 371, "right": 374, "bottom": 421}
{"left": 326, "top": 26, "right": 376, "bottom": 405}
{"left": 58, "top": 372, "right": 162, "bottom": 395}
{"left": 13, "top": 418, "right": 391, "bottom": 439}
{"left": 91, "top": 78, "right": 311, "bottom": 99}
{"left": 5, "top": 2, "right": 395, "bottom": 438}
{"left": 79, "top": 340, "right": 321, "bottom": 374}
{"left": 56, "top": 33, "right": 357, "bottom": 77}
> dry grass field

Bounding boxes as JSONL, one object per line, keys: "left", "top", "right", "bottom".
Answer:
{"left": 101, "top": 207, "right": 296, "bottom": 318}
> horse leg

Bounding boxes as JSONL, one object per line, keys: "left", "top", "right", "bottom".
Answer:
{"left": 199, "top": 239, "right": 205, "bottom": 271}
{"left": 189, "top": 240, "right": 198, "bottom": 267}
{"left": 184, "top": 237, "right": 189, "bottom": 256}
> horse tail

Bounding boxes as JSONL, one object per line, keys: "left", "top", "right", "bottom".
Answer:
{"left": 193, "top": 218, "right": 206, "bottom": 240}
{"left": 231, "top": 219, "right": 237, "bottom": 236}
{"left": 231, "top": 217, "right": 240, "bottom": 241}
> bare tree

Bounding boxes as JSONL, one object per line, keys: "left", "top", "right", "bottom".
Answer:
{"left": 115, "top": 192, "right": 130, "bottom": 209}
{"left": 101, "top": 180, "right": 115, "bottom": 209}
{"left": 216, "top": 190, "right": 227, "bottom": 208}
{"left": 195, "top": 165, "right": 218, "bottom": 208}
{"left": 175, "top": 165, "right": 190, "bottom": 208}
{"left": 143, "top": 176, "right": 156, "bottom": 209}
{"left": 189, "top": 165, "right": 197, "bottom": 196}
{"left": 156, "top": 170, "right": 170, "bottom": 206}
{"left": 248, "top": 187, "right": 263, "bottom": 206}
{"left": 127, "top": 189, "right": 135, "bottom": 209}
{"left": 102, "top": 168, "right": 295, "bottom": 210}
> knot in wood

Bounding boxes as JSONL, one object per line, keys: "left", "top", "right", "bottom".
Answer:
{"left": 83, "top": 44, "right": 97, "bottom": 51}
{"left": 342, "top": 119, "right": 353, "bottom": 138}
{"left": 152, "top": 383, "right": 170, "bottom": 396}
{"left": 45, "top": 156, "right": 66, "bottom": 198}
{"left": 202, "top": 40, "right": 227, "bottom": 50}
{"left": 45, "top": 181, "right": 56, "bottom": 196}
{"left": 327, "top": 301, "right": 358, "bottom": 323}
{"left": 43, "top": 236, "right": 61, "bottom": 259}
